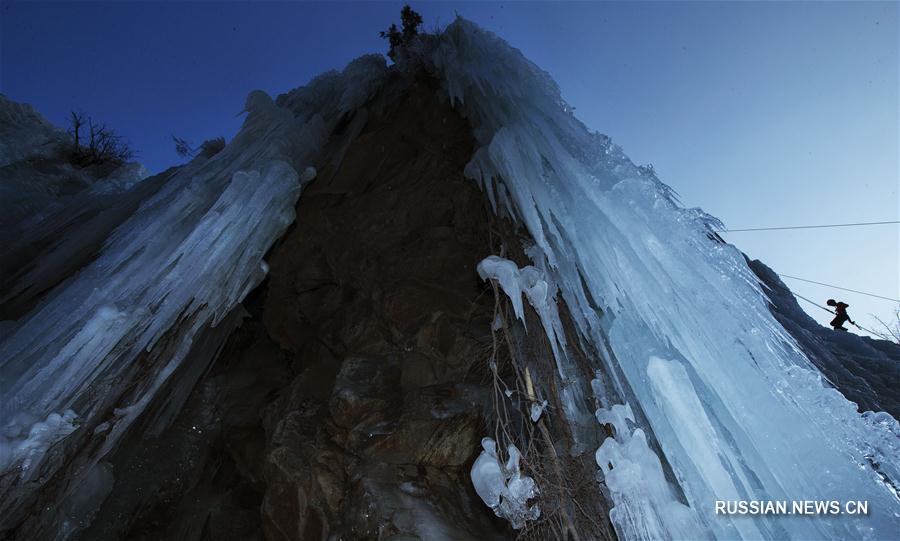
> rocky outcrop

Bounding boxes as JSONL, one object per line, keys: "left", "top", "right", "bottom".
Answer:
{"left": 257, "top": 74, "right": 505, "bottom": 539}
{"left": 246, "top": 70, "right": 613, "bottom": 540}
{"left": 0, "top": 95, "right": 147, "bottom": 249}
{"left": 0, "top": 94, "right": 64, "bottom": 168}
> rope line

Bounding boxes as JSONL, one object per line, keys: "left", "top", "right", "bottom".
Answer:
{"left": 724, "top": 220, "right": 900, "bottom": 232}
{"left": 789, "top": 290, "right": 881, "bottom": 335}
{"left": 790, "top": 290, "right": 834, "bottom": 313}
{"left": 778, "top": 274, "right": 900, "bottom": 303}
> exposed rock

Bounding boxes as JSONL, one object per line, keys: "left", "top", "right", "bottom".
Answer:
{"left": 256, "top": 73, "right": 507, "bottom": 540}
{"left": 329, "top": 356, "right": 401, "bottom": 431}
{"left": 0, "top": 93, "right": 65, "bottom": 168}
{"left": 0, "top": 95, "right": 147, "bottom": 249}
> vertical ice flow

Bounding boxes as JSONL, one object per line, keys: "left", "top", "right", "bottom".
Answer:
{"left": 0, "top": 55, "right": 389, "bottom": 527}
{"left": 437, "top": 18, "right": 900, "bottom": 540}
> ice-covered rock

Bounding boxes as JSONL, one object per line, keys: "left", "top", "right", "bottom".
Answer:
{"left": 0, "top": 409, "right": 78, "bottom": 474}
{"left": 3, "top": 15, "right": 899, "bottom": 541}
{"left": 0, "top": 53, "right": 388, "bottom": 536}
{"left": 477, "top": 255, "right": 592, "bottom": 443}
{"left": 437, "top": 17, "right": 900, "bottom": 541}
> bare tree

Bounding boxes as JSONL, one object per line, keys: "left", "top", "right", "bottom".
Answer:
{"left": 69, "top": 111, "right": 85, "bottom": 151}
{"left": 871, "top": 308, "right": 900, "bottom": 344}
{"left": 68, "top": 111, "right": 134, "bottom": 168}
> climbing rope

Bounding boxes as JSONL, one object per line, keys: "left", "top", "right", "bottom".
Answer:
{"left": 713, "top": 217, "right": 899, "bottom": 335}
{"left": 724, "top": 220, "right": 900, "bottom": 233}
{"left": 778, "top": 274, "right": 900, "bottom": 303}
{"left": 790, "top": 290, "right": 833, "bottom": 313}
{"left": 789, "top": 290, "right": 881, "bottom": 336}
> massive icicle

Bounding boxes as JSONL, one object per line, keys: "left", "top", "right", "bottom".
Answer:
{"left": 433, "top": 18, "right": 900, "bottom": 540}
{"left": 595, "top": 400, "right": 708, "bottom": 541}
{"left": 0, "top": 55, "right": 388, "bottom": 534}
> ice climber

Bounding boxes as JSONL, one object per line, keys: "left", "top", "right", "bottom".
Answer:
{"left": 826, "top": 299, "right": 854, "bottom": 331}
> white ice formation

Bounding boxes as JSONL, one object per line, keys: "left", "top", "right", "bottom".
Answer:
{"left": 0, "top": 55, "right": 388, "bottom": 530}
{"left": 444, "top": 18, "right": 900, "bottom": 541}
{"left": 470, "top": 437, "right": 541, "bottom": 529}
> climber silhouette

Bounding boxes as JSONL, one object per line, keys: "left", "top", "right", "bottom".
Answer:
{"left": 826, "top": 299, "right": 854, "bottom": 331}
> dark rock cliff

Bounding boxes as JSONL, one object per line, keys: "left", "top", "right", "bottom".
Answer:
{"left": 257, "top": 74, "right": 503, "bottom": 540}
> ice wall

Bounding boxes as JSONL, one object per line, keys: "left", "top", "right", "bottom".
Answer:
{"left": 0, "top": 55, "right": 387, "bottom": 534}
{"left": 432, "top": 18, "right": 900, "bottom": 540}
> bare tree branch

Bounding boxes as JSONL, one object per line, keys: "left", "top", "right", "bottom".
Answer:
{"left": 870, "top": 308, "right": 900, "bottom": 344}
{"left": 67, "top": 112, "right": 134, "bottom": 169}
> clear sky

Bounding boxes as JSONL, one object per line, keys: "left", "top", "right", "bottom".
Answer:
{"left": 1, "top": 1, "right": 897, "bottom": 335}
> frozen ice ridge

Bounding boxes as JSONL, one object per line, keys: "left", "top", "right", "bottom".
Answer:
{"left": 0, "top": 55, "right": 388, "bottom": 531}
{"left": 436, "top": 17, "right": 900, "bottom": 541}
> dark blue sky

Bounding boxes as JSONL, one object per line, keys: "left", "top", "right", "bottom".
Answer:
{"left": 1, "top": 1, "right": 398, "bottom": 170}
{"left": 1, "top": 1, "right": 897, "bottom": 332}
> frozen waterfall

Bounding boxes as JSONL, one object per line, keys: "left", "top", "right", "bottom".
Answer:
{"left": 435, "top": 18, "right": 900, "bottom": 541}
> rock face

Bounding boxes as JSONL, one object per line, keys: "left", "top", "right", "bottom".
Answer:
{"left": 0, "top": 95, "right": 147, "bottom": 249}
{"left": 257, "top": 74, "right": 505, "bottom": 539}
{"left": 75, "top": 73, "right": 518, "bottom": 540}
{"left": 211, "top": 69, "right": 613, "bottom": 540}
